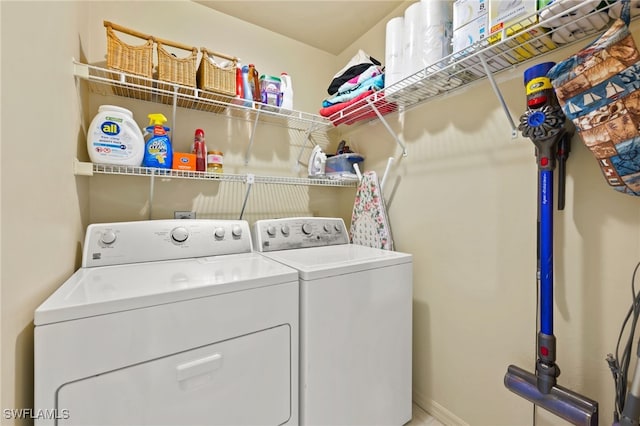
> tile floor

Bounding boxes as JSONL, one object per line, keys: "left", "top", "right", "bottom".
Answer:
{"left": 407, "top": 402, "right": 445, "bottom": 426}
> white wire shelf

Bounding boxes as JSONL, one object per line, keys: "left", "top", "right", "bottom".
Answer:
{"left": 327, "top": 1, "right": 630, "bottom": 129}
{"left": 73, "top": 61, "right": 332, "bottom": 135}
{"left": 74, "top": 160, "right": 358, "bottom": 187}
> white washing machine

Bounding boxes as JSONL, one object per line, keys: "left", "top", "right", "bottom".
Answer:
{"left": 34, "top": 219, "right": 299, "bottom": 426}
{"left": 253, "top": 217, "right": 413, "bottom": 426}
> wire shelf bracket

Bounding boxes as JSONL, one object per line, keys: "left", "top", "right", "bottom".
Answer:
{"left": 365, "top": 98, "right": 407, "bottom": 157}
{"left": 479, "top": 55, "right": 518, "bottom": 138}
{"left": 244, "top": 109, "right": 262, "bottom": 165}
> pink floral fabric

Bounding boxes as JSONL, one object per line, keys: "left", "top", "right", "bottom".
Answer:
{"left": 350, "top": 171, "right": 394, "bottom": 250}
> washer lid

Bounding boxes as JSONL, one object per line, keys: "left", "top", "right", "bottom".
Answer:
{"left": 34, "top": 253, "right": 298, "bottom": 326}
{"left": 261, "top": 244, "right": 412, "bottom": 281}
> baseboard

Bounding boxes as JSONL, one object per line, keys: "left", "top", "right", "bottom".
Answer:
{"left": 412, "top": 389, "right": 470, "bottom": 426}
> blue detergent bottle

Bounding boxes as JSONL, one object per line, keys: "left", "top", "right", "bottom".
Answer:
{"left": 241, "top": 65, "right": 253, "bottom": 107}
{"left": 142, "top": 113, "right": 172, "bottom": 169}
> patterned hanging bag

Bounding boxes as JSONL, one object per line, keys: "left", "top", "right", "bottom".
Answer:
{"left": 547, "top": 0, "right": 640, "bottom": 195}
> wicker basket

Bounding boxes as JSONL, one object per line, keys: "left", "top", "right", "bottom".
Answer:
{"left": 197, "top": 48, "right": 238, "bottom": 113}
{"left": 156, "top": 37, "right": 199, "bottom": 108}
{"left": 104, "top": 21, "right": 154, "bottom": 101}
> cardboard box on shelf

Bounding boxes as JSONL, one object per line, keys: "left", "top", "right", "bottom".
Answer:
{"left": 172, "top": 152, "right": 196, "bottom": 171}
{"left": 453, "top": 0, "right": 488, "bottom": 30}
{"left": 501, "top": 26, "right": 557, "bottom": 63}
{"left": 452, "top": 13, "right": 489, "bottom": 53}
{"left": 489, "top": 0, "right": 538, "bottom": 39}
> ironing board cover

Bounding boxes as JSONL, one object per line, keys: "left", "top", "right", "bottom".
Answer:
{"left": 350, "top": 171, "right": 394, "bottom": 250}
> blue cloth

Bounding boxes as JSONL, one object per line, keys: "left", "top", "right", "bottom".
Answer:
{"left": 322, "top": 74, "right": 385, "bottom": 107}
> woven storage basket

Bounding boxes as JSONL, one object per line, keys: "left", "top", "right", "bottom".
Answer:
{"left": 156, "top": 37, "right": 199, "bottom": 108}
{"left": 104, "top": 21, "right": 154, "bottom": 101}
{"left": 197, "top": 48, "right": 238, "bottom": 113}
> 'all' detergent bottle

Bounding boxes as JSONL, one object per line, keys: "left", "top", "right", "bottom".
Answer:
{"left": 143, "top": 113, "right": 173, "bottom": 169}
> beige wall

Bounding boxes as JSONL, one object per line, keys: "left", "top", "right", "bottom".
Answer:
{"left": 3, "top": 1, "right": 640, "bottom": 426}
{"left": 1, "top": 1, "right": 90, "bottom": 423}
{"left": 338, "top": 4, "right": 640, "bottom": 426}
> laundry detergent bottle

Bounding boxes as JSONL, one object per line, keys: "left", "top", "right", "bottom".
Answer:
{"left": 280, "top": 73, "right": 293, "bottom": 110}
{"left": 87, "top": 105, "right": 144, "bottom": 166}
{"left": 142, "top": 113, "right": 173, "bottom": 169}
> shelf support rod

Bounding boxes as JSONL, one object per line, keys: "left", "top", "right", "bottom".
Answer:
{"left": 380, "top": 157, "right": 394, "bottom": 193}
{"left": 479, "top": 55, "right": 518, "bottom": 138}
{"left": 171, "top": 86, "right": 179, "bottom": 139}
{"left": 245, "top": 109, "right": 262, "bottom": 165}
{"left": 295, "top": 126, "right": 315, "bottom": 172}
{"left": 149, "top": 169, "right": 156, "bottom": 220}
{"left": 239, "top": 173, "right": 255, "bottom": 220}
{"left": 365, "top": 98, "right": 407, "bottom": 157}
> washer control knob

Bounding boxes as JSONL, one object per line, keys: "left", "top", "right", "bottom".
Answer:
{"left": 214, "top": 227, "right": 226, "bottom": 239}
{"left": 302, "top": 223, "right": 313, "bottom": 235}
{"left": 171, "top": 227, "right": 189, "bottom": 243}
{"left": 281, "top": 225, "right": 290, "bottom": 236}
{"left": 334, "top": 224, "right": 342, "bottom": 233}
{"left": 323, "top": 224, "right": 331, "bottom": 233}
{"left": 100, "top": 230, "right": 117, "bottom": 245}
{"left": 232, "top": 225, "right": 242, "bottom": 237}
{"left": 267, "top": 225, "right": 277, "bottom": 237}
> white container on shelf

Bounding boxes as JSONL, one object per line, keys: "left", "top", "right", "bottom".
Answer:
{"left": 87, "top": 105, "right": 144, "bottom": 166}
{"left": 420, "top": 0, "right": 453, "bottom": 69}
{"left": 280, "top": 73, "right": 293, "bottom": 110}
{"left": 385, "top": 16, "right": 404, "bottom": 93}
{"left": 402, "top": 2, "right": 423, "bottom": 79}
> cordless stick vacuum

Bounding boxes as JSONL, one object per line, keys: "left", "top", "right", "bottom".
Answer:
{"left": 504, "top": 62, "right": 599, "bottom": 425}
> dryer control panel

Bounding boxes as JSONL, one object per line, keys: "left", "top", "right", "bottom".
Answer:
{"left": 253, "top": 217, "right": 349, "bottom": 252}
{"left": 83, "top": 219, "right": 252, "bottom": 267}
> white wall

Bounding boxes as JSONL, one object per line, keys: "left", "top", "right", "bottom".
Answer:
{"left": 338, "top": 4, "right": 640, "bottom": 425}
{"left": 1, "top": 1, "right": 90, "bottom": 422}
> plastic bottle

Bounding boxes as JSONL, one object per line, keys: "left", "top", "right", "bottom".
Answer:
{"left": 241, "top": 65, "right": 253, "bottom": 107}
{"left": 280, "top": 72, "right": 293, "bottom": 110}
{"left": 192, "top": 129, "right": 207, "bottom": 172}
{"left": 207, "top": 151, "right": 224, "bottom": 173}
{"left": 260, "top": 75, "right": 281, "bottom": 107}
{"left": 142, "top": 113, "right": 172, "bottom": 169}
{"left": 248, "top": 64, "right": 261, "bottom": 102}
{"left": 235, "top": 66, "right": 244, "bottom": 101}
{"left": 87, "top": 105, "right": 145, "bottom": 166}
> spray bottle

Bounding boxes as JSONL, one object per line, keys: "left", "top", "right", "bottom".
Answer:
{"left": 142, "top": 113, "right": 173, "bottom": 169}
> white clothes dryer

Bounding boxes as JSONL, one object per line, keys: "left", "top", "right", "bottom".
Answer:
{"left": 253, "top": 217, "right": 413, "bottom": 426}
{"left": 34, "top": 219, "right": 299, "bottom": 426}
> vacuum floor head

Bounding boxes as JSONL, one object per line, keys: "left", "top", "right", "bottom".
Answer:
{"left": 505, "top": 365, "right": 598, "bottom": 426}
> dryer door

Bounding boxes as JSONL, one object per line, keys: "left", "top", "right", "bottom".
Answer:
{"left": 57, "top": 325, "right": 292, "bottom": 425}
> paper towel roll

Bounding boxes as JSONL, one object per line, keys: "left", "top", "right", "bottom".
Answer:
{"left": 403, "top": 2, "right": 424, "bottom": 79}
{"left": 385, "top": 16, "right": 404, "bottom": 90}
{"left": 420, "top": 0, "right": 453, "bottom": 69}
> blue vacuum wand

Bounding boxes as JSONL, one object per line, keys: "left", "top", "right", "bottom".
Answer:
{"left": 504, "top": 62, "right": 598, "bottom": 425}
